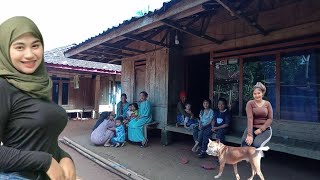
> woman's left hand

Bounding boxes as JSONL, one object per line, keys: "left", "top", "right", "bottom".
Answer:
{"left": 254, "top": 129, "right": 262, "bottom": 135}
{"left": 211, "top": 127, "right": 219, "bottom": 132}
{"left": 59, "top": 157, "right": 76, "bottom": 180}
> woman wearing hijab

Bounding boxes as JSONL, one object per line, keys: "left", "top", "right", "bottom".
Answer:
{"left": 116, "top": 93, "right": 130, "bottom": 118}
{"left": 0, "top": 16, "right": 75, "bottom": 180}
{"left": 127, "top": 91, "right": 152, "bottom": 147}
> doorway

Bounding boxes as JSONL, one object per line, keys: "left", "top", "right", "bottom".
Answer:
{"left": 52, "top": 82, "right": 59, "bottom": 104}
{"left": 186, "top": 53, "right": 210, "bottom": 117}
{"left": 134, "top": 60, "right": 146, "bottom": 102}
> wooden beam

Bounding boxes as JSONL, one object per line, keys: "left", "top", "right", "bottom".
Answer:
{"left": 122, "top": 34, "right": 168, "bottom": 47}
{"left": 161, "top": 18, "right": 222, "bottom": 44}
{"left": 144, "top": 26, "right": 167, "bottom": 39}
{"left": 237, "top": 0, "right": 255, "bottom": 10}
{"left": 65, "top": 0, "right": 210, "bottom": 58}
{"left": 201, "top": 12, "right": 213, "bottom": 35}
{"left": 160, "top": 29, "right": 170, "bottom": 44}
{"left": 82, "top": 50, "right": 122, "bottom": 59}
{"left": 185, "top": 15, "right": 202, "bottom": 27}
{"left": 92, "top": 48, "right": 132, "bottom": 57}
{"left": 215, "top": 0, "right": 267, "bottom": 35}
{"left": 99, "top": 43, "right": 145, "bottom": 54}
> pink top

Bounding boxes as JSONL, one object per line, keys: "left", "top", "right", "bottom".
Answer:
{"left": 246, "top": 100, "right": 273, "bottom": 136}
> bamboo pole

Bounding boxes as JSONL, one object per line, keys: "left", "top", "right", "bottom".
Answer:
{"left": 60, "top": 137, "right": 150, "bottom": 180}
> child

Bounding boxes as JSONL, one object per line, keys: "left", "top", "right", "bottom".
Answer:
{"left": 108, "top": 116, "right": 126, "bottom": 147}
{"left": 124, "top": 104, "right": 133, "bottom": 125}
{"left": 183, "top": 103, "right": 198, "bottom": 130}
{"left": 91, "top": 113, "right": 116, "bottom": 146}
{"left": 130, "top": 103, "right": 139, "bottom": 119}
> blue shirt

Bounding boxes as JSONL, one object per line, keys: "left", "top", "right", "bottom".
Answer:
{"left": 113, "top": 125, "right": 126, "bottom": 143}
{"left": 213, "top": 109, "right": 232, "bottom": 128}
{"left": 199, "top": 109, "right": 214, "bottom": 126}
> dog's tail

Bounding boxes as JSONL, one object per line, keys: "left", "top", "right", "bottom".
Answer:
{"left": 256, "top": 146, "right": 270, "bottom": 151}
{"left": 256, "top": 146, "right": 269, "bottom": 158}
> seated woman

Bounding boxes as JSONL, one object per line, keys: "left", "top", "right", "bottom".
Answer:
{"left": 192, "top": 99, "right": 214, "bottom": 153}
{"left": 90, "top": 113, "right": 116, "bottom": 146}
{"left": 116, "top": 93, "right": 130, "bottom": 118}
{"left": 198, "top": 98, "right": 232, "bottom": 158}
{"left": 128, "top": 91, "right": 152, "bottom": 147}
{"left": 176, "top": 91, "right": 191, "bottom": 127}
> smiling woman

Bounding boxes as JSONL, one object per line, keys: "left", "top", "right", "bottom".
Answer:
{"left": 0, "top": 16, "right": 76, "bottom": 180}
{"left": 9, "top": 33, "right": 43, "bottom": 74}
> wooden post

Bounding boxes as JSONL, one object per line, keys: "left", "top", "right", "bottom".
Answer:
{"left": 209, "top": 51, "right": 214, "bottom": 101}
{"left": 276, "top": 53, "right": 281, "bottom": 120}
{"left": 161, "top": 129, "right": 173, "bottom": 146}
{"left": 94, "top": 75, "right": 101, "bottom": 118}
{"left": 239, "top": 57, "right": 244, "bottom": 117}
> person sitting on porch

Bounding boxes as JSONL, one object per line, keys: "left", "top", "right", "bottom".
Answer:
{"left": 116, "top": 93, "right": 130, "bottom": 118}
{"left": 198, "top": 97, "right": 232, "bottom": 158}
{"left": 90, "top": 113, "right": 116, "bottom": 146}
{"left": 128, "top": 91, "right": 152, "bottom": 147}
{"left": 183, "top": 102, "right": 198, "bottom": 130}
{"left": 192, "top": 99, "right": 214, "bottom": 153}
{"left": 176, "top": 91, "right": 192, "bottom": 127}
{"left": 241, "top": 82, "right": 273, "bottom": 148}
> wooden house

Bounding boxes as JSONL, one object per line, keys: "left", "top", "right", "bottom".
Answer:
{"left": 45, "top": 45, "right": 121, "bottom": 118}
{"left": 65, "top": 0, "right": 320, "bottom": 160}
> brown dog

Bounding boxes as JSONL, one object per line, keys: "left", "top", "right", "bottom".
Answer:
{"left": 206, "top": 139, "right": 269, "bottom": 180}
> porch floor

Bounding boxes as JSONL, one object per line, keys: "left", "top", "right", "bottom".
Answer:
{"left": 60, "top": 120, "right": 319, "bottom": 180}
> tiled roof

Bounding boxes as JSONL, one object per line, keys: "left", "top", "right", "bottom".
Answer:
{"left": 45, "top": 45, "right": 121, "bottom": 72}
{"left": 65, "top": 0, "right": 179, "bottom": 53}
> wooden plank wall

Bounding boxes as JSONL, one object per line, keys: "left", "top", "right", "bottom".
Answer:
{"left": 183, "top": 0, "right": 320, "bottom": 55}
{"left": 121, "top": 48, "right": 169, "bottom": 128}
{"left": 48, "top": 69, "right": 115, "bottom": 112}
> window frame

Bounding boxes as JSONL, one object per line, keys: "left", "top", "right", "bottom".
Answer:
{"left": 210, "top": 41, "right": 320, "bottom": 122}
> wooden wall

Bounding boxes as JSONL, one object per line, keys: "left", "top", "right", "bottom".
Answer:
{"left": 47, "top": 69, "right": 117, "bottom": 112}
{"left": 182, "top": 0, "right": 320, "bottom": 55}
{"left": 121, "top": 48, "right": 169, "bottom": 128}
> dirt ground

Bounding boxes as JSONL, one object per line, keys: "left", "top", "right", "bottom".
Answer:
{"left": 60, "top": 119, "right": 319, "bottom": 180}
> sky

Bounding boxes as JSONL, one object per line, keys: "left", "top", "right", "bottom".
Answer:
{"left": 0, "top": 0, "right": 170, "bottom": 50}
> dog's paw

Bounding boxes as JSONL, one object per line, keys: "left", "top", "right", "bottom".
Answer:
{"left": 214, "top": 175, "right": 221, "bottom": 179}
{"left": 236, "top": 174, "right": 240, "bottom": 180}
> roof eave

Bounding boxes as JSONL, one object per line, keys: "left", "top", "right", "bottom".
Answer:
{"left": 64, "top": 0, "right": 210, "bottom": 58}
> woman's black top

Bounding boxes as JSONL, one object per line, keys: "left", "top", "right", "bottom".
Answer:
{"left": 0, "top": 78, "right": 71, "bottom": 179}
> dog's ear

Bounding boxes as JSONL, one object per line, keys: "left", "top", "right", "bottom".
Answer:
{"left": 208, "top": 139, "right": 212, "bottom": 143}
{"left": 216, "top": 139, "right": 220, "bottom": 144}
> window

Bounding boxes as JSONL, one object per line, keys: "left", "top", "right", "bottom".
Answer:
{"left": 62, "top": 82, "right": 69, "bottom": 105}
{"left": 243, "top": 55, "right": 276, "bottom": 116}
{"left": 280, "top": 50, "right": 320, "bottom": 122}
{"left": 213, "top": 59, "right": 239, "bottom": 115}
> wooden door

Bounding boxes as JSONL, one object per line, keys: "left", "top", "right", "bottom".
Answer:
{"left": 134, "top": 60, "right": 146, "bottom": 102}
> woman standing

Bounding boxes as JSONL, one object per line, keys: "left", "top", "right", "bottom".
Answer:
{"left": 0, "top": 16, "right": 75, "bottom": 180}
{"left": 241, "top": 82, "right": 273, "bottom": 148}
{"left": 128, "top": 91, "right": 152, "bottom": 147}
{"left": 116, "top": 93, "right": 130, "bottom": 118}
